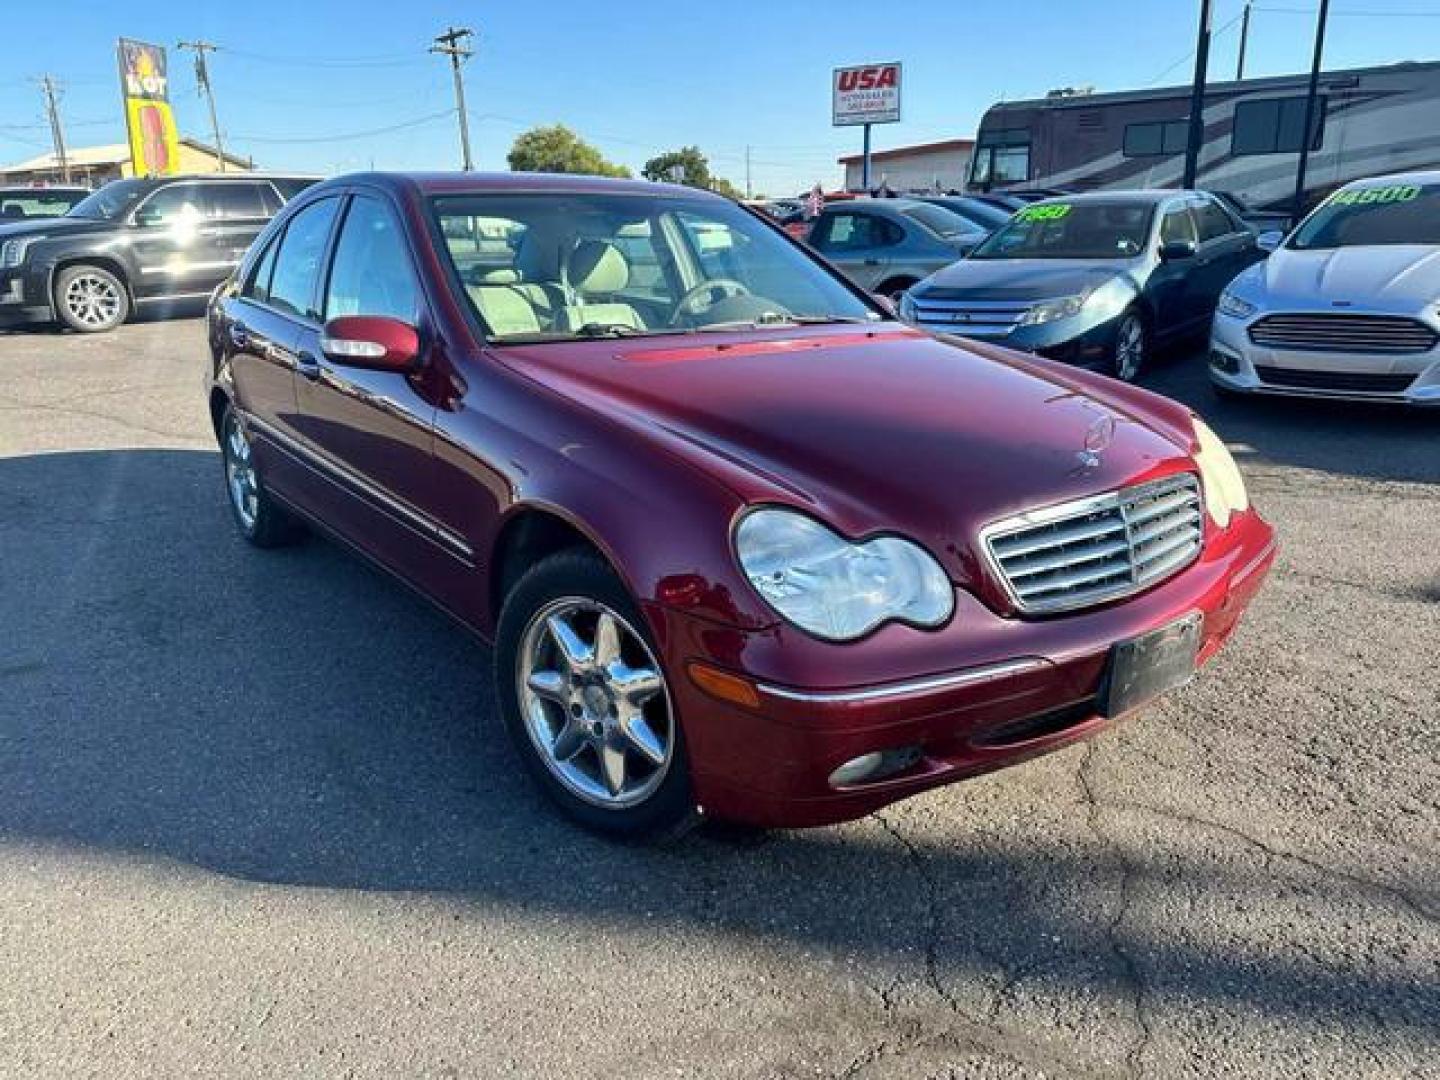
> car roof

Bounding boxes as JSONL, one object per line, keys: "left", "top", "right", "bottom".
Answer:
{"left": 1030, "top": 189, "right": 1202, "bottom": 206}
{"left": 354, "top": 171, "right": 720, "bottom": 201}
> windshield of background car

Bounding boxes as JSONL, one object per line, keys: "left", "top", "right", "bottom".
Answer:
{"left": 66, "top": 180, "right": 149, "bottom": 221}
{"left": 1289, "top": 182, "right": 1440, "bottom": 249}
{"left": 971, "top": 200, "right": 1154, "bottom": 260}
{"left": 900, "top": 202, "right": 975, "bottom": 240}
{"left": 0, "top": 190, "right": 86, "bottom": 219}
{"left": 431, "top": 192, "right": 880, "bottom": 341}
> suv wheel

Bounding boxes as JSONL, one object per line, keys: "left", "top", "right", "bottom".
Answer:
{"left": 495, "top": 550, "right": 697, "bottom": 841}
{"left": 53, "top": 264, "right": 130, "bottom": 333}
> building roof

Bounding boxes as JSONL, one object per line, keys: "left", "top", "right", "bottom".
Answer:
{"left": 837, "top": 137, "right": 975, "bottom": 165}
{"left": 0, "top": 137, "right": 252, "bottom": 174}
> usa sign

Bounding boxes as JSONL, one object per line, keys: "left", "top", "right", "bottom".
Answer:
{"left": 832, "top": 62, "right": 902, "bottom": 127}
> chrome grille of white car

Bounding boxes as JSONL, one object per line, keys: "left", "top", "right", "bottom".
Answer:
{"left": 982, "top": 474, "right": 1204, "bottom": 614}
{"left": 1248, "top": 313, "right": 1438, "bottom": 354}
{"left": 908, "top": 295, "right": 1033, "bottom": 336}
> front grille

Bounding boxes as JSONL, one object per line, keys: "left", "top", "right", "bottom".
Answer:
{"left": 1255, "top": 365, "right": 1416, "bottom": 394}
{"left": 983, "top": 474, "right": 1204, "bottom": 614}
{"left": 909, "top": 294, "right": 1033, "bottom": 337}
{"left": 1248, "top": 313, "right": 1438, "bottom": 354}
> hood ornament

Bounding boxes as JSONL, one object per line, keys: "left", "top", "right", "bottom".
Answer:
{"left": 1076, "top": 414, "right": 1116, "bottom": 470}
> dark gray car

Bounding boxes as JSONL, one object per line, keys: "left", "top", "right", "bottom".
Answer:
{"left": 806, "top": 198, "right": 983, "bottom": 299}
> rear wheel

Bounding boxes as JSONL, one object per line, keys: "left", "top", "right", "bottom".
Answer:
{"left": 53, "top": 264, "right": 129, "bottom": 333}
{"left": 495, "top": 549, "right": 697, "bottom": 841}
{"left": 219, "top": 404, "right": 303, "bottom": 547}
{"left": 1110, "top": 308, "right": 1148, "bottom": 383}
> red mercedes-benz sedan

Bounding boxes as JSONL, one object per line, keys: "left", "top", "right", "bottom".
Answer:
{"left": 205, "top": 172, "right": 1275, "bottom": 839}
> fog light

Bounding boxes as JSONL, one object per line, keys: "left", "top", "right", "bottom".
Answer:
{"left": 1209, "top": 349, "right": 1240, "bottom": 375}
{"left": 827, "top": 746, "right": 922, "bottom": 788}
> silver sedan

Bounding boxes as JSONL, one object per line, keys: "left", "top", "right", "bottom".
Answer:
{"left": 805, "top": 198, "right": 983, "bottom": 300}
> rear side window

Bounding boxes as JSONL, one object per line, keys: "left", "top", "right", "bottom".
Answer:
{"left": 203, "top": 182, "right": 269, "bottom": 220}
{"left": 323, "top": 195, "right": 420, "bottom": 322}
{"left": 1159, "top": 206, "right": 1197, "bottom": 246}
{"left": 267, "top": 197, "right": 340, "bottom": 320}
{"left": 1194, "top": 199, "right": 1239, "bottom": 243}
{"left": 243, "top": 234, "right": 280, "bottom": 304}
{"left": 271, "top": 178, "right": 319, "bottom": 202}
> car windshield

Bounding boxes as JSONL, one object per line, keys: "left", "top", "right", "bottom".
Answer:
{"left": 0, "top": 189, "right": 86, "bottom": 219}
{"left": 971, "top": 200, "right": 1154, "bottom": 260}
{"left": 431, "top": 192, "right": 881, "bottom": 342}
{"left": 66, "top": 180, "right": 150, "bottom": 221}
{"left": 1289, "top": 181, "right": 1440, "bottom": 250}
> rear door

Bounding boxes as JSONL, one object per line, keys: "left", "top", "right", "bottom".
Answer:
{"left": 809, "top": 209, "right": 897, "bottom": 290}
{"left": 1193, "top": 194, "right": 1260, "bottom": 306}
{"left": 198, "top": 181, "right": 281, "bottom": 290}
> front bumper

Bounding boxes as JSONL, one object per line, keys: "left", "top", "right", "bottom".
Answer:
{"left": 916, "top": 307, "right": 1124, "bottom": 369}
{"left": 0, "top": 267, "right": 53, "bottom": 327}
{"left": 1209, "top": 311, "right": 1440, "bottom": 406}
{"left": 651, "top": 508, "right": 1276, "bottom": 828}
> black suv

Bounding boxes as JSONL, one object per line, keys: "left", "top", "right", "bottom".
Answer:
{"left": 0, "top": 173, "right": 317, "bottom": 333}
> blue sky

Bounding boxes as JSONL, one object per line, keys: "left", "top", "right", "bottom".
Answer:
{"left": 2, "top": 0, "right": 1436, "bottom": 195}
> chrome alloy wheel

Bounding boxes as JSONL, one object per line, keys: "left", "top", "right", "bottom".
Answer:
{"left": 517, "top": 598, "right": 673, "bottom": 809}
{"left": 63, "top": 272, "right": 123, "bottom": 329}
{"left": 223, "top": 412, "right": 259, "bottom": 529}
{"left": 1114, "top": 313, "right": 1145, "bottom": 382}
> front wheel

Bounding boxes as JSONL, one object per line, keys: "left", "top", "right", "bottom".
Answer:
{"left": 53, "top": 264, "right": 130, "bottom": 333}
{"left": 1110, "top": 309, "right": 1148, "bottom": 383}
{"left": 495, "top": 550, "right": 697, "bottom": 841}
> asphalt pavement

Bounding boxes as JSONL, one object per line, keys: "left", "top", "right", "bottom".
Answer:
{"left": 1, "top": 315, "right": 1436, "bottom": 1078}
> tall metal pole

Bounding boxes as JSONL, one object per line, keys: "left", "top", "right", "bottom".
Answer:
{"left": 178, "top": 41, "right": 226, "bottom": 171}
{"left": 1235, "top": 2, "right": 1252, "bottom": 80}
{"left": 861, "top": 123, "right": 872, "bottom": 192}
{"left": 745, "top": 145, "right": 752, "bottom": 199}
{"left": 38, "top": 76, "right": 70, "bottom": 183}
{"left": 1291, "top": 0, "right": 1330, "bottom": 223}
{"left": 431, "top": 26, "right": 475, "bottom": 171}
{"left": 1181, "top": 0, "right": 1213, "bottom": 189}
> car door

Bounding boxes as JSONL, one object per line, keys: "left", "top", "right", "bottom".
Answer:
{"left": 1150, "top": 202, "right": 1204, "bottom": 339}
{"left": 223, "top": 195, "right": 343, "bottom": 505}
{"left": 809, "top": 210, "right": 895, "bottom": 290}
{"left": 197, "top": 181, "right": 282, "bottom": 291}
{"left": 127, "top": 182, "right": 232, "bottom": 301}
{"left": 289, "top": 191, "right": 459, "bottom": 595}
{"left": 1193, "top": 194, "right": 1261, "bottom": 307}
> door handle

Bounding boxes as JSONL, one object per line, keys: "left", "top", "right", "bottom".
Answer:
{"left": 228, "top": 322, "right": 250, "bottom": 349}
{"left": 296, "top": 350, "right": 321, "bottom": 380}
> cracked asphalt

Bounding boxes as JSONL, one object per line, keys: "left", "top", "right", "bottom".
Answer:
{"left": 1, "top": 314, "right": 1436, "bottom": 1078}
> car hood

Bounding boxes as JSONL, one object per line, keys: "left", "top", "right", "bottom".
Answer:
{"left": 0, "top": 216, "right": 113, "bottom": 241}
{"left": 496, "top": 326, "right": 1196, "bottom": 579}
{"left": 915, "top": 258, "right": 1133, "bottom": 300}
{"left": 1251, "top": 245, "right": 1440, "bottom": 310}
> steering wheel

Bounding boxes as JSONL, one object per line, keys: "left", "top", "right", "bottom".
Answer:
{"left": 670, "top": 279, "right": 752, "bottom": 325}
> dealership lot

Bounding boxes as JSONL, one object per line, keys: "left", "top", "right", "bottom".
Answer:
{"left": 1, "top": 317, "right": 1436, "bottom": 1077}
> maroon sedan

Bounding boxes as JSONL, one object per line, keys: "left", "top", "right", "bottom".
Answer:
{"left": 206, "top": 172, "right": 1275, "bottom": 839}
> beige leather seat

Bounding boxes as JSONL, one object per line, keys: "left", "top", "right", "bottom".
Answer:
{"left": 464, "top": 234, "right": 566, "bottom": 337}
{"left": 555, "top": 240, "right": 647, "bottom": 332}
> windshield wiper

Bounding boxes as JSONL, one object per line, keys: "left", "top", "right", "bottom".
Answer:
{"left": 573, "top": 322, "right": 646, "bottom": 338}
{"left": 695, "top": 314, "right": 878, "bottom": 332}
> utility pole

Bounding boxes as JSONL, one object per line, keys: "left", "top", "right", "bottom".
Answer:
{"left": 37, "top": 76, "right": 70, "bottom": 183}
{"left": 1236, "top": 2, "right": 1252, "bottom": 80}
{"left": 1292, "top": 0, "right": 1330, "bottom": 224}
{"left": 177, "top": 41, "right": 226, "bottom": 171}
{"left": 1181, "top": 0, "right": 1213, "bottom": 189}
{"left": 745, "top": 145, "right": 752, "bottom": 200}
{"left": 431, "top": 26, "right": 475, "bottom": 171}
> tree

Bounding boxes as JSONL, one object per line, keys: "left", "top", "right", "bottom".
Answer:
{"left": 507, "top": 125, "right": 631, "bottom": 178}
{"left": 642, "top": 146, "right": 744, "bottom": 200}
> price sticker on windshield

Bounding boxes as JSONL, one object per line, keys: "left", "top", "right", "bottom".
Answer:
{"left": 1328, "top": 184, "right": 1423, "bottom": 207}
{"left": 1016, "top": 203, "right": 1072, "bottom": 223}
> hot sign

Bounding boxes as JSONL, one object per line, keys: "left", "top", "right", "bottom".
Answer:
{"left": 832, "top": 62, "right": 902, "bottom": 127}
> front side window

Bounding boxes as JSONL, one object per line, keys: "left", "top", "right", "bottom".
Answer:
{"left": 431, "top": 192, "right": 878, "bottom": 342}
{"left": 972, "top": 200, "right": 1154, "bottom": 260}
{"left": 135, "top": 183, "right": 206, "bottom": 227}
{"left": 1159, "top": 206, "right": 1198, "bottom": 246}
{"left": 267, "top": 197, "right": 340, "bottom": 320}
{"left": 1194, "top": 198, "right": 1239, "bottom": 243}
{"left": 67, "top": 179, "right": 149, "bottom": 221}
{"left": 324, "top": 195, "right": 420, "bottom": 322}
{"left": 1289, "top": 181, "right": 1440, "bottom": 250}
{"left": 1232, "top": 95, "right": 1325, "bottom": 156}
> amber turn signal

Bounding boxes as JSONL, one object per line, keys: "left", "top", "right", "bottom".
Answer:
{"left": 687, "top": 662, "right": 761, "bottom": 710}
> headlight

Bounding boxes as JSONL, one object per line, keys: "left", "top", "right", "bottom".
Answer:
{"left": 1018, "top": 293, "right": 1085, "bottom": 326}
{"left": 897, "top": 290, "right": 917, "bottom": 322}
{"left": 1217, "top": 289, "right": 1257, "bottom": 319}
{"left": 0, "top": 237, "right": 39, "bottom": 269}
{"left": 734, "top": 508, "right": 954, "bottom": 641}
{"left": 1191, "top": 417, "right": 1250, "bottom": 528}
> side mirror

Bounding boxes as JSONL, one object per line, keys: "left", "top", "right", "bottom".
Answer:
{"left": 1256, "top": 230, "right": 1284, "bottom": 253}
{"left": 132, "top": 209, "right": 162, "bottom": 228}
{"left": 320, "top": 316, "right": 421, "bottom": 372}
{"left": 1159, "top": 239, "right": 1197, "bottom": 262}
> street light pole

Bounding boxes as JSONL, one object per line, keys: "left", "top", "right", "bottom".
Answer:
{"left": 1181, "top": 0, "right": 1213, "bottom": 189}
{"left": 38, "top": 75, "right": 70, "bottom": 183}
{"left": 1235, "top": 2, "right": 1252, "bottom": 80}
{"left": 1291, "top": 0, "right": 1330, "bottom": 224}
{"left": 431, "top": 27, "right": 475, "bottom": 171}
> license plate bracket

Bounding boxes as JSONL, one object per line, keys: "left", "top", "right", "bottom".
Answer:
{"left": 1101, "top": 612, "right": 1203, "bottom": 718}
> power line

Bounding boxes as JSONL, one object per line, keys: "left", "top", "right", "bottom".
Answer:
{"left": 177, "top": 41, "right": 227, "bottom": 170}
{"left": 431, "top": 26, "right": 476, "bottom": 171}
{"left": 222, "top": 47, "right": 430, "bottom": 69}
{"left": 228, "top": 108, "right": 455, "bottom": 145}
{"left": 1253, "top": 4, "right": 1440, "bottom": 13}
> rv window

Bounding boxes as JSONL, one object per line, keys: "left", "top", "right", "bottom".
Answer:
{"left": 991, "top": 147, "right": 1030, "bottom": 185}
{"left": 1232, "top": 95, "right": 1325, "bottom": 156}
{"left": 1123, "top": 120, "right": 1189, "bottom": 158}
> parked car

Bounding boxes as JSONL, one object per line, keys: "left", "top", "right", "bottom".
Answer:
{"left": 900, "top": 191, "right": 1265, "bottom": 381}
{"left": 806, "top": 198, "right": 985, "bottom": 298}
{"left": 1210, "top": 170, "right": 1440, "bottom": 405}
{"left": 0, "top": 185, "right": 90, "bottom": 221}
{"left": 916, "top": 194, "right": 1014, "bottom": 234}
{"left": 0, "top": 172, "right": 318, "bottom": 333}
{"left": 1211, "top": 191, "right": 1292, "bottom": 236}
{"left": 970, "top": 192, "right": 1029, "bottom": 214}
{"left": 206, "top": 172, "right": 1274, "bottom": 840}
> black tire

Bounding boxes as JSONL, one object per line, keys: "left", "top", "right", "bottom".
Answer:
{"left": 494, "top": 548, "right": 698, "bottom": 842}
{"left": 219, "top": 403, "right": 303, "bottom": 548}
{"left": 1109, "top": 307, "right": 1148, "bottom": 383}
{"left": 52, "top": 264, "right": 130, "bottom": 334}
{"left": 878, "top": 277, "right": 917, "bottom": 304}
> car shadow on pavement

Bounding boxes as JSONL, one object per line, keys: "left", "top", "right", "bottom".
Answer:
{"left": 0, "top": 448, "right": 1434, "bottom": 1043}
